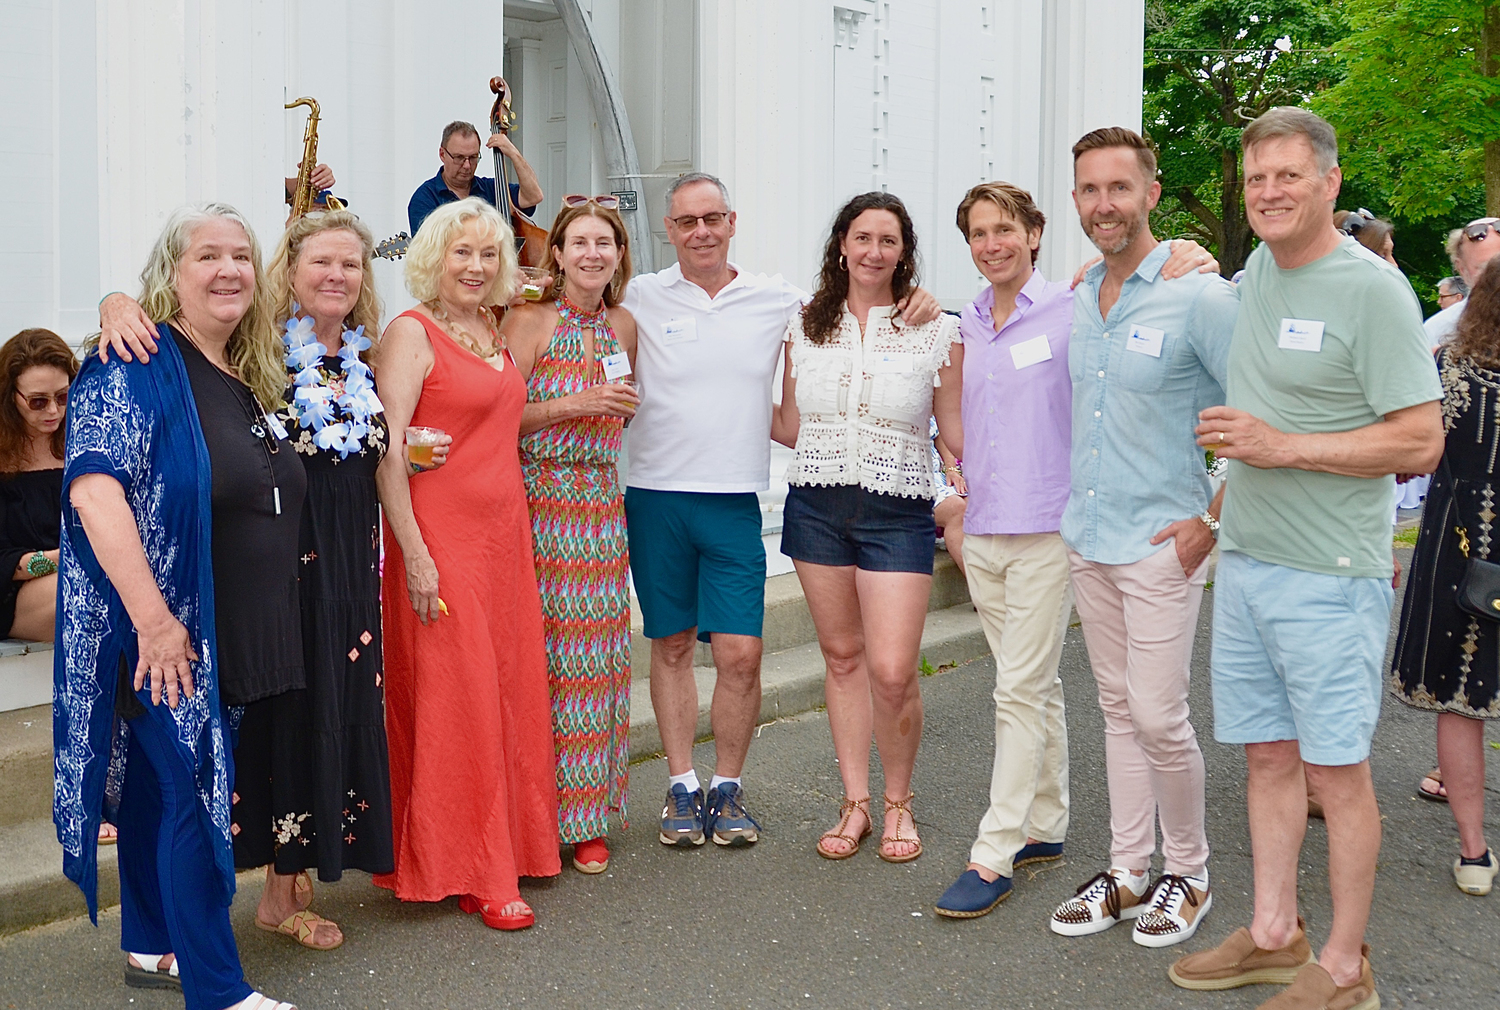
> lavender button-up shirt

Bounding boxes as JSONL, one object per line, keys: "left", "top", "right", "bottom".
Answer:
{"left": 959, "top": 269, "right": 1074, "bottom": 535}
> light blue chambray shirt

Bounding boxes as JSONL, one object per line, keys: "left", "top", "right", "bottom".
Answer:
{"left": 1060, "top": 241, "right": 1241, "bottom": 565}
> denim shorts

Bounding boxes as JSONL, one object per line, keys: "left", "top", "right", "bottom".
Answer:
{"left": 625, "top": 488, "right": 767, "bottom": 643}
{"left": 1210, "top": 550, "right": 1394, "bottom": 766}
{"left": 780, "top": 484, "right": 936, "bottom": 574}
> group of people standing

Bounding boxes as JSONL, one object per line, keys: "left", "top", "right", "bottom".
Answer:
{"left": 26, "top": 98, "right": 1488, "bottom": 1010}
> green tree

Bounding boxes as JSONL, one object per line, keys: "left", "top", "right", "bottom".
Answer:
{"left": 1143, "top": 1, "right": 1348, "bottom": 275}
{"left": 1314, "top": 1, "right": 1500, "bottom": 220}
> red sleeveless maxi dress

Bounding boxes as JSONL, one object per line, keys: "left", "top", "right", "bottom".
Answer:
{"left": 377, "top": 310, "right": 560, "bottom": 903}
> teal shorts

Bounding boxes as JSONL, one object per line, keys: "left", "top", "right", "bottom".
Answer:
{"left": 624, "top": 488, "right": 766, "bottom": 643}
{"left": 1210, "top": 550, "right": 1393, "bottom": 766}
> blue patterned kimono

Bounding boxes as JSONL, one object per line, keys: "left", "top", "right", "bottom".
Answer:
{"left": 52, "top": 324, "right": 231, "bottom": 920}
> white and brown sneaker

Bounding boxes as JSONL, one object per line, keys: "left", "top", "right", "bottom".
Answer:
{"left": 1132, "top": 873, "right": 1212, "bottom": 948}
{"left": 1050, "top": 868, "right": 1150, "bottom": 937}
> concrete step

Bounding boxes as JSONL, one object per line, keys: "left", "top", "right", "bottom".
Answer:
{"left": 629, "top": 551, "right": 969, "bottom": 678}
{"left": 0, "top": 818, "right": 118, "bottom": 937}
{"left": 0, "top": 640, "right": 53, "bottom": 714}
{"left": 0, "top": 705, "right": 52, "bottom": 830}
{"left": 625, "top": 600, "right": 986, "bottom": 759}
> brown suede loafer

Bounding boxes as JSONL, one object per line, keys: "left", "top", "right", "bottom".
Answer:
{"left": 1255, "top": 945, "right": 1378, "bottom": 1010}
{"left": 1168, "top": 917, "right": 1314, "bottom": 990}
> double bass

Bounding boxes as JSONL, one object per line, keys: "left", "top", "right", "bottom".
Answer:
{"left": 489, "top": 76, "right": 549, "bottom": 267}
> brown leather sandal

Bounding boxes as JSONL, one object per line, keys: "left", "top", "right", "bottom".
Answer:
{"left": 879, "top": 793, "right": 923, "bottom": 864}
{"left": 816, "top": 796, "right": 872, "bottom": 860}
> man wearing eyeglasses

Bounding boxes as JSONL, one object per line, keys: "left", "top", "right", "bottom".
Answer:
{"left": 623, "top": 172, "right": 941, "bottom": 851}
{"left": 1425, "top": 217, "right": 1500, "bottom": 347}
{"left": 407, "top": 120, "right": 544, "bottom": 234}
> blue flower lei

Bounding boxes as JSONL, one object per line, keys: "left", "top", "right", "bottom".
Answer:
{"left": 282, "top": 312, "right": 385, "bottom": 459}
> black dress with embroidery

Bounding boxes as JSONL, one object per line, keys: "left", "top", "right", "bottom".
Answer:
{"left": 232, "top": 355, "right": 393, "bottom": 878}
{"left": 1392, "top": 349, "right": 1500, "bottom": 719}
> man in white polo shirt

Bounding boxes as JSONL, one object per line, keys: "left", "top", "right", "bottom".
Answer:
{"left": 624, "top": 173, "right": 937, "bottom": 848}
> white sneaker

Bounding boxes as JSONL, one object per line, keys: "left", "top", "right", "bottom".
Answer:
{"left": 1454, "top": 849, "right": 1497, "bottom": 896}
{"left": 1050, "top": 868, "right": 1149, "bottom": 937}
{"left": 1132, "top": 873, "right": 1211, "bottom": 948}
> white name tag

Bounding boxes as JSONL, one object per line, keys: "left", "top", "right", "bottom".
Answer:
{"left": 265, "top": 412, "right": 288, "bottom": 441}
{"left": 600, "top": 351, "right": 632, "bottom": 380}
{"left": 1126, "top": 324, "right": 1165, "bottom": 358}
{"left": 869, "top": 352, "right": 914, "bottom": 374}
{"left": 662, "top": 318, "right": 698, "bottom": 345}
{"left": 1278, "top": 317, "right": 1325, "bottom": 352}
{"left": 1009, "top": 333, "right": 1052, "bottom": 370}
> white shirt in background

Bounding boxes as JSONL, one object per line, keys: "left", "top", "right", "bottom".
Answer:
{"left": 1424, "top": 299, "right": 1465, "bottom": 349}
{"left": 622, "top": 262, "right": 807, "bottom": 493}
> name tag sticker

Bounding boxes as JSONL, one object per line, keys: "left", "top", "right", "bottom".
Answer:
{"left": 600, "top": 351, "right": 632, "bottom": 380}
{"left": 1009, "top": 333, "right": 1052, "bottom": 370}
{"left": 266, "top": 413, "right": 288, "bottom": 441}
{"left": 1126, "top": 324, "right": 1165, "bottom": 358}
{"left": 1278, "top": 317, "right": 1325, "bottom": 352}
{"left": 662, "top": 318, "right": 698, "bottom": 345}
{"left": 869, "top": 352, "right": 914, "bottom": 374}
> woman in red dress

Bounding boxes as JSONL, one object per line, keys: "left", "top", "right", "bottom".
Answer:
{"left": 374, "top": 197, "right": 560, "bottom": 930}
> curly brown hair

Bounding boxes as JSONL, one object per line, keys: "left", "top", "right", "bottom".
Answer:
{"left": 801, "top": 192, "right": 919, "bottom": 344}
{"left": 0, "top": 328, "right": 78, "bottom": 475}
{"left": 1451, "top": 257, "right": 1500, "bottom": 371}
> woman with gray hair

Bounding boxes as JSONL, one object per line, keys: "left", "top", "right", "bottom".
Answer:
{"left": 374, "top": 197, "right": 560, "bottom": 930}
{"left": 54, "top": 202, "right": 301, "bottom": 1010}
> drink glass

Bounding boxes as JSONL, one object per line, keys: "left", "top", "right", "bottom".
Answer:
{"left": 405, "top": 425, "right": 445, "bottom": 468}
{"left": 621, "top": 378, "right": 639, "bottom": 428}
{"left": 517, "top": 266, "right": 550, "bottom": 302}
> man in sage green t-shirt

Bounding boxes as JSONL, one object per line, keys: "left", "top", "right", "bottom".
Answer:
{"left": 1167, "top": 108, "right": 1443, "bottom": 1010}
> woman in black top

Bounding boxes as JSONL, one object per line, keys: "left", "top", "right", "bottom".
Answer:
{"left": 0, "top": 328, "right": 76, "bottom": 641}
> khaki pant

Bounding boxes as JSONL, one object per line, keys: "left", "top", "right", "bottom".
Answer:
{"left": 962, "top": 532, "right": 1073, "bottom": 876}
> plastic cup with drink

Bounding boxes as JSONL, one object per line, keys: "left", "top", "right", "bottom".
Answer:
{"left": 405, "top": 425, "right": 446, "bottom": 469}
{"left": 517, "top": 266, "right": 551, "bottom": 302}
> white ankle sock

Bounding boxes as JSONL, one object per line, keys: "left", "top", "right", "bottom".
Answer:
{"left": 1112, "top": 867, "right": 1150, "bottom": 894}
{"left": 708, "top": 774, "right": 741, "bottom": 792}
{"left": 1183, "top": 868, "right": 1209, "bottom": 891}
{"left": 669, "top": 770, "right": 700, "bottom": 794}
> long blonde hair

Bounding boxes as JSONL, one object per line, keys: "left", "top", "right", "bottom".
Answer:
{"left": 138, "top": 203, "right": 285, "bottom": 408}
{"left": 265, "top": 210, "right": 382, "bottom": 359}
{"left": 404, "top": 198, "right": 517, "bottom": 306}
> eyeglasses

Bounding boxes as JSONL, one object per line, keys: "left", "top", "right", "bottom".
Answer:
{"left": 1465, "top": 218, "right": 1500, "bottom": 241}
{"left": 17, "top": 390, "right": 67, "bottom": 412}
{"left": 1339, "top": 208, "right": 1375, "bottom": 236}
{"left": 562, "top": 194, "right": 621, "bottom": 210}
{"left": 670, "top": 212, "right": 728, "bottom": 230}
{"left": 442, "top": 150, "right": 481, "bottom": 166}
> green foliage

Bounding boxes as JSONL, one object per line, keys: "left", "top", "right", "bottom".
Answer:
{"left": 1394, "top": 526, "right": 1420, "bottom": 547}
{"left": 1143, "top": 0, "right": 1349, "bottom": 274}
{"left": 1313, "top": 1, "right": 1500, "bottom": 222}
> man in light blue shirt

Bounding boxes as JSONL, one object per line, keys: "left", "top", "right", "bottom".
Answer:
{"left": 1050, "top": 127, "right": 1239, "bottom": 950}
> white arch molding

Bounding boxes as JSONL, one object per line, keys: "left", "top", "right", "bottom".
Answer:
{"left": 549, "top": 0, "right": 655, "bottom": 273}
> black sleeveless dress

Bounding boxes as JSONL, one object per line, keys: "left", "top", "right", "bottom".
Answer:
{"left": 1392, "top": 349, "right": 1500, "bottom": 719}
{"left": 0, "top": 467, "right": 62, "bottom": 637}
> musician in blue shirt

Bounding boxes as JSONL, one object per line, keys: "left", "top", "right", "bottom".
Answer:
{"left": 407, "top": 120, "right": 544, "bottom": 234}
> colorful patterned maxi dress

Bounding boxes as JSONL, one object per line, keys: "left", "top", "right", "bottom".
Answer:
{"left": 520, "top": 294, "right": 631, "bottom": 843}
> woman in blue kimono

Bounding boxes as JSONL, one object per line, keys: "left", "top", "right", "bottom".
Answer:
{"left": 54, "top": 203, "right": 302, "bottom": 1010}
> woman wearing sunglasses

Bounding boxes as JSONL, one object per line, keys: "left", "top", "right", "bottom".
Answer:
{"left": 0, "top": 328, "right": 76, "bottom": 644}
{"left": 502, "top": 194, "right": 638, "bottom": 875}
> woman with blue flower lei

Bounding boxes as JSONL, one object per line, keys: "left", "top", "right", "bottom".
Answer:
{"left": 99, "top": 210, "right": 448, "bottom": 954}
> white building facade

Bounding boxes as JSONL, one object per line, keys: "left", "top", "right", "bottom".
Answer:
{"left": 2, "top": 0, "right": 1144, "bottom": 340}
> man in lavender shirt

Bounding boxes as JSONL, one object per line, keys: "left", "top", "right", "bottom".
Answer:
{"left": 935, "top": 182, "right": 1218, "bottom": 920}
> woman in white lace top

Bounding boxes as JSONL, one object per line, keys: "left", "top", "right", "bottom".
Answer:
{"left": 771, "top": 192, "right": 963, "bottom": 864}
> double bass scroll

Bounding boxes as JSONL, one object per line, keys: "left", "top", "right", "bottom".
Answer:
{"left": 488, "top": 76, "right": 549, "bottom": 268}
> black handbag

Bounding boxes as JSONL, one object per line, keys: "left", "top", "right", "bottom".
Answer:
{"left": 1444, "top": 456, "right": 1500, "bottom": 621}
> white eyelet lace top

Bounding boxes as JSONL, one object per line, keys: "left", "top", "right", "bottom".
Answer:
{"left": 785, "top": 304, "right": 960, "bottom": 499}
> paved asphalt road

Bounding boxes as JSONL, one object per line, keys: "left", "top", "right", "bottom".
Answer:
{"left": 2, "top": 547, "right": 1498, "bottom": 1010}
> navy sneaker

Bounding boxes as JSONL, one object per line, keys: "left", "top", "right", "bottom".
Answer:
{"left": 935, "top": 869, "right": 1013, "bottom": 919}
{"left": 658, "top": 784, "right": 705, "bottom": 847}
{"left": 704, "top": 782, "right": 761, "bottom": 847}
{"left": 1014, "top": 841, "right": 1064, "bottom": 868}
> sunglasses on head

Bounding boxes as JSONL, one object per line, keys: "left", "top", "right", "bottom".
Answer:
{"left": 562, "top": 194, "right": 620, "bottom": 210}
{"left": 1339, "top": 208, "right": 1375, "bottom": 236}
{"left": 18, "top": 390, "right": 66, "bottom": 412}
{"left": 1465, "top": 218, "right": 1500, "bottom": 242}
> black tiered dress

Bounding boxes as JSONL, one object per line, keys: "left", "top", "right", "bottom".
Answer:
{"left": 1393, "top": 349, "right": 1500, "bottom": 719}
{"left": 232, "top": 353, "right": 394, "bottom": 880}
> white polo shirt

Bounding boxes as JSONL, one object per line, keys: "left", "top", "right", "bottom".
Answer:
{"left": 622, "top": 262, "right": 807, "bottom": 493}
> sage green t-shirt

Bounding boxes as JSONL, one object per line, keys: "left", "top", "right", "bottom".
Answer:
{"left": 1219, "top": 239, "right": 1442, "bottom": 578}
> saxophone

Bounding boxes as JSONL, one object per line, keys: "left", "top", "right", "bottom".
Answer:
{"left": 285, "top": 97, "right": 345, "bottom": 219}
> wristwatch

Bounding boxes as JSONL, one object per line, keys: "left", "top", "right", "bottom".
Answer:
{"left": 26, "top": 551, "right": 57, "bottom": 577}
{"left": 1198, "top": 511, "right": 1221, "bottom": 538}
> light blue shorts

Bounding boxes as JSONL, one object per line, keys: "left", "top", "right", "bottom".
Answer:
{"left": 1210, "top": 550, "right": 1394, "bottom": 766}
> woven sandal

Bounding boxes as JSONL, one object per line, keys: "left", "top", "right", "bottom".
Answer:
{"left": 292, "top": 870, "right": 313, "bottom": 910}
{"left": 816, "top": 797, "right": 872, "bottom": 860}
{"left": 254, "top": 909, "right": 344, "bottom": 951}
{"left": 878, "top": 793, "right": 923, "bottom": 864}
